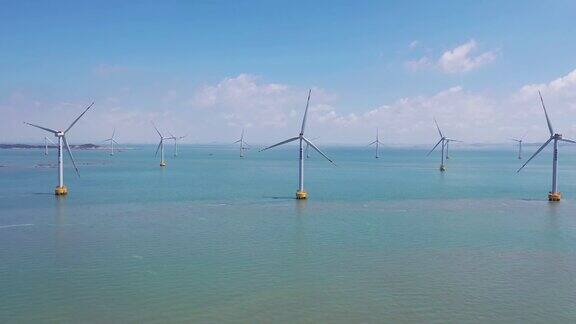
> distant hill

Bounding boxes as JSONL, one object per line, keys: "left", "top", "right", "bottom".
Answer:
{"left": 0, "top": 143, "right": 101, "bottom": 150}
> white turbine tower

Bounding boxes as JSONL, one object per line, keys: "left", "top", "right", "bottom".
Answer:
{"left": 517, "top": 91, "right": 576, "bottom": 201}
{"left": 44, "top": 136, "right": 54, "bottom": 156}
{"left": 511, "top": 138, "right": 523, "bottom": 159}
{"left": 260, "top": 89, "right": 335, "bottom": 199}
{"left": 103, "top": 128, "right": 119, "bottom": 156}
{"left": 234, "top": 129, "right": 249, "bottom": 158}
{"left": 169, "top": 132, "right": 187, "bottom": 157}
{"left": 152, "top": 122, "right": 175, "bottom": 167}
{"left": 427, "top": 119, "right": 460, "bottom": 172}
{"left": 24, "top": 102, "right": 95, "bottom": 195}
{"left": 367, "top": 128, "right": 384, "bottom": 158}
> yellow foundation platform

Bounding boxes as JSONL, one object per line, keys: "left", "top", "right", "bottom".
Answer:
{"left": 55, "top": 186, "right": 68, "bottom": 196}
{"left": 296, "top": 190, "right": 308, "bottom": 199}
{"left": 160, "top": 161, "right": 166, "bottom": 167}
{"left": 548, "top": 192, "right": 561, "bottom": 201}
{"left": 439, "top": 165, "right": 446, "bottom": 172}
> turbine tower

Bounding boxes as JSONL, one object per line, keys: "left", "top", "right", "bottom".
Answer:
{"left": 427, "top": 119, "right": 460, "bottom": 171}
{"left": 367, "top": 128, "right": 384, "bottom": 158}
{"left": 169, "top": 132, "right": 187, "bottom": 157}
{"left": 234, "top": 129, "right": 249, "bottom": 157}
{"left": 517, "top": 91, "right": 576, "bottom": 201}
{"left": 103, "top": 128, "right": 119, "bottom": 156}
{"left": 260, "top": 89, "right": 335, "bottom": 199}
{"left": 24, "top": 102, "right": 95, "bottom": 195}
{"left": 44, "top": 136, "right": 54, "bottom": 156}
{"left": 511, "top": 138, "right": 523, "bottom": 159}
{"left": 152, "top": 122, "right": 175, "bottom": 167}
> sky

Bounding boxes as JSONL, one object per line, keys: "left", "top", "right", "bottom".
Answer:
{"left": 2, "top": 0, "right": 576, "bottom": 145}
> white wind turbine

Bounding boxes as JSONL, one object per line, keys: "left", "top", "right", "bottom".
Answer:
{"left": 367, "top": 128, "right": 384, "bottom": 158}
{"left": 169, "top": 132, "right": 187, "bottom": 157}
{"left": 260, "top": 89, "right": 335, "bottom": 199}
{"left": 511, "top": 137, "right": 523, "bottom": 159}
{"left": 427, "top": 119, "right": 460, "bottom": 171}
{"left": 44, "top": 136, "right": 55, "bottom": 156}
{"left": 24, "top": 102, "right": 95, "bottom": 195}
{"left": 152, "top": 122, "right": 175, "bottom": 167}
{"left": 103, "top": 128, "right": 119, "bottom": 156}
{"left": 234, "top": 129, "right": 249, "bottom": 157}
{"left": 517, "top": 91, "right": 576, "bottom": 201}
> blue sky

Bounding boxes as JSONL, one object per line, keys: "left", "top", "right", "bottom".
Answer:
{"left": 2, "top": 1, "right": 576, "bottom": 144}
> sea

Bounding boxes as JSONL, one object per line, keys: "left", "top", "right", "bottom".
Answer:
{"left": 1, "top": 144, "right": 575, "bottom": 323}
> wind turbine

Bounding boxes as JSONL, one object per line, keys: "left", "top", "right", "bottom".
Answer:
{"left": 517, "top": 91, "right": 576, "bottom": 201}
{"left": 260, "top": 89, "right": 335, "bottom": 199}
{"left": 44, "top": 136, "right": 54, "bottom": 156}
{"left": 234, "top": 129, "right": 249, "bottom": 158}
{"left": 24, "top": 102, "right": 95, "bottom": 195}
{"left": 103, "top": 128, "right": 119, "bottom": 156}
{"left": 445, "top": 138, "right": 462, "bottom": 159}
{"left": 511, "top": 138, "right": 523, "bottom": 159}
{"left": 427, "top": 119, "right": 460, "bottom": 171}
{"left": 367, "top": 128, "right": 384, "bottom": 158}
{"left": 169, "top": 132, "right": 187, "bottom": 157}
{"left": 152, "top": 122, "right": 175, "bottom": 167}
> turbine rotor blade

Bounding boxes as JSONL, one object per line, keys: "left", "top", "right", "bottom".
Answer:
{"left": 259, "top": 136, "right": 299, "bottom": 152}
{"left": 517, "top": 137, "right": 553, "bottom": 173}
{"left": 367, "top": 140, "right": 377, "bottom": 146}
{"left": 300, "top": 89, "right": 312, "bottom": 135}
{"left": 303, "top": 137, "right": 336, "bottom": 165}
{"left": 154, "top": 140, "right": 162, "bottom": 157}
{"left": 434, "top": 118, "right": 444, "bottom": 138}
{"left": 45, "top": 136, "right": 55, "bottom": 144}
{"left": 426, "top": 138, "right": 443, "bottom": 156}
{"left": 65, "top": 102, "right": 94, "bottom": 133}
{"left": 233, "top": 139, "right": 242, "bottom": 144}
{"left": 560, "top": 138, "right": 576, "bottom": 144}
{"left": 151, "top": 121, "right": 162, "bottom": 138}
{"left": 23, "top": 122, "right": 58, "bottom": 134}
{"left": 538, "top": 91, "right": 554, "bottom": 136}
{"left": 446, "top": 138, "right": 462, "bottom": 142}
{"left": 111, "top": 128, "right": 116, "bottom": 139}
{"left": 63, "top": 136, "right": 80, "bottom": 177}
{"left": 112, "top": 139, "right": 119, "bottom": 145}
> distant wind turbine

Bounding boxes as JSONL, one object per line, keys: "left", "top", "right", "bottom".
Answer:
{"left": 234, "top": 129, "right": 249, "bottom": 157}
{"left": 169, "top": 132, "right": 187, "bottom": 157}
{"left": 44, "top": 136, "right": 54, "bottom": 156}
{"left": 152, "top": 122, "right": 175, "bottom": 167}
{"left": 24, "top": 102, "right": 95, "bottom": 195}
{"left": 305, "top": 137, "right": 319, "bottom": 158}
{"left": 260, "top": 89, "right": 335, "bottom": 199}
{"left": 427, "top": 119, "right": 460, "bottom": 171}
{"left": 517, "top": 91, "right": 576, "bottom": 201}
{"left": 103, "top": 128, "right": 119, "bottom": 156}
{"left": 367, "top": 128, "right": 384, "bottom": 158}
{"left": 511, "top": 137, "right": 523, "bottom": 159}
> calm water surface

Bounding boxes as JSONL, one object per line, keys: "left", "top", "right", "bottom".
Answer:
{"left": 1, "top": 145, "right": 575, "bottom": 322}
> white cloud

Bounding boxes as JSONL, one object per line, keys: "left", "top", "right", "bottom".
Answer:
{"left": 438, "top": 40, "right": 497, "bottom": 73}
{"left": 405, "top": 39, "right": 497, "bottom": 74}
{"left": 405, "top": 57, "right": 432, "bottom": 71}
{"left": 5, "top": 68, "right": 576, "bottom": 145}
{"left": 409, "top": 40, "right": 420, "bottom": 49}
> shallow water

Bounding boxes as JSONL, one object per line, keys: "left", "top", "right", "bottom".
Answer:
{"left": 1, "top": 145, "right": 575, "bottom": 322}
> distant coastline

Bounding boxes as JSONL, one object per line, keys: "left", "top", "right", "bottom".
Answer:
{"left": 0, "top": 143, "right": 101, "bottom": 150}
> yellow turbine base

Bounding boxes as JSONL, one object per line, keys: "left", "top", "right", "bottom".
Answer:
{"left": 55, "top": 186, "right": 68, "bottom": 196}
{"left": 548, "top": 192, "right": 561, "bottom": 201}
{"left": 160, "top": 161, "right": 166, "bottom": 167}
{"left": 439, "top": 165, "right": 446, "bottom": 172}
{"left": 296, "top": 191, "right": 308, "bottom": 199}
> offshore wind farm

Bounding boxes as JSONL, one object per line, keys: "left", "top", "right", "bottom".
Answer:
{"left": 2, "top": 1, "right": 576, "bottom": 323}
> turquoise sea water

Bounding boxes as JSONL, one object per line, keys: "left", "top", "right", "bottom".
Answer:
{"left": 1, "top": 145, "right": 576, "bottom": 322}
